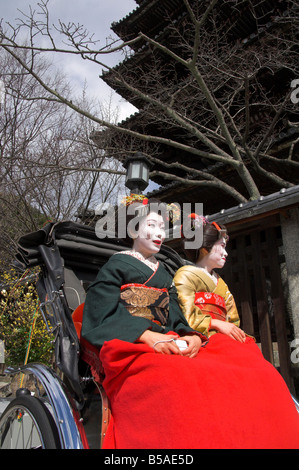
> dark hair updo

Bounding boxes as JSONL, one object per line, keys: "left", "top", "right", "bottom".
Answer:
{"left": 117, "top": 196, "right": 167, "bottom": 247}
{"left": 182, "top": 218, "right": 228, "bottom": 264}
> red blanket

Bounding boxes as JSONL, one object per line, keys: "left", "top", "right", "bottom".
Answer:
{"left": 100, "top": 333, "right": 299, "bottom": 449}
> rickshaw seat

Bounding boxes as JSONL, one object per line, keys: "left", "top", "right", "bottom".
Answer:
{"left": 72, "top": 302, "right": 85, "bottom": 338}
{"left": 72, "top": 303, "right": 111, "bottom": 447}
{"left": 64, "top": 267, "right": 86, "bottom": 312}
{"left": 72, "top": 303, "right": 105, "bottom": 383}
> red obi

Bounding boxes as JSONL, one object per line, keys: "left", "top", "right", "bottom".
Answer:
{"left": 194, "top": 292, "right": 227, "bottom": 322}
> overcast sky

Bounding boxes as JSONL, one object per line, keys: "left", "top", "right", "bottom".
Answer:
{"left": 1, "top": 0, "right": 138, "bottom": 121}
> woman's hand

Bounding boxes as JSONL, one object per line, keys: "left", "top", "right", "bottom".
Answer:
{"left": 138, "top": 330, "right": 182, "bottom": 355}
{"left": 180, "top": 334, "right": 202, "bottom": 358}
{"left": 211, "top": 319, "right": 246, "bottom": 342}
{"left": 138, "top": 330, "right": 203, "bottom": 357}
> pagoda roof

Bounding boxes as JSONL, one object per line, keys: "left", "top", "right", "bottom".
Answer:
{"left": 111, "top": 0, "right": 185, "bottom": 48}
{"left": 111, "top": 0, "right": 289, "bottom": 49}
{"left": 97, "top": 0, "right": 298, "bottom": 213}
{"left": 104, "top": 1, "right": 291, "bottom": 108}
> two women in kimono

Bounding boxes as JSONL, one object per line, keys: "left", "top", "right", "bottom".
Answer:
{"left": 82, "top": 196, "right": 299, "bottom": 449}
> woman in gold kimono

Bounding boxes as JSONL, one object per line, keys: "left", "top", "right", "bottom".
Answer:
{"left": 174, "top": 215, "right": 246, "bottom": 341}
{"left": 173, "top": 214, "right": 299, "bottom": 448}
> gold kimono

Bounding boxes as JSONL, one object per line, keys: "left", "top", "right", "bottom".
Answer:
{"left": 174, "top": 265, "right": 240, "bottom": 337}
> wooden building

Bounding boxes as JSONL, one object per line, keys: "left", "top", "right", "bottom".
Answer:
{"left": 98, "top": 0, "right": 299, "bottom": 213}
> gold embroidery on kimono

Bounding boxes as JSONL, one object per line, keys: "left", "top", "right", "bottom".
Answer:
{"left": 120, "top": 283, "right": 169, "bottom": 326}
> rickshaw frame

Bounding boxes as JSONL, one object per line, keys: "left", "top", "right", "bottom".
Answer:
{"left": 0, "top": 220, "right": 187, "bottom": 449}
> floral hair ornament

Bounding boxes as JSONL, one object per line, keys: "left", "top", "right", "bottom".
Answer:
{"left": 188, "top": 213, "right": 208, "bottom": 230}
{"left": 120, "top": 194, "right": 149, "bottom": 207}
{"left": 120, "top": 193, "right": 150, "bottom": 219}
{"left": 180, "top": 213, "right": 207, "bottom": 238}
{"left": 166, "top": 203, "right": 181, "bottom": 225}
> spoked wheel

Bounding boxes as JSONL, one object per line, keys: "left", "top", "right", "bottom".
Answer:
{"left": 0, "top": 392, "right": 61, "bottom": 449}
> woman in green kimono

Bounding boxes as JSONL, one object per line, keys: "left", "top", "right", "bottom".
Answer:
{"left": 81, "top": 196, "right": 210, "bottom": 449}
{"left": 82, "top": 197, "right": 203, "bottom": 356}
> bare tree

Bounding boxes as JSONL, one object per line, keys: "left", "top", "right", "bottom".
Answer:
{"left": 0, "top": 47, "right": 124, "bottom": 267}
{"left": 0, "top": 0, "right": 298, "bottom": 206}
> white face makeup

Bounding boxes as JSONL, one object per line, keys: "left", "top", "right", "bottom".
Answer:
{"left": 200, "top": 237, "right": 228, "bottom": 272}
{"left": 132, "top": 212, "right": 166, "bottom": 258}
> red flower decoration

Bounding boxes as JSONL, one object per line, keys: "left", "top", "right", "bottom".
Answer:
{"left": 142, "top": 198, "right": 149, "bottom": 205}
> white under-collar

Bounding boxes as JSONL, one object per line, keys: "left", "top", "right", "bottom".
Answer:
{"left": 194, "top": 266, "right": 219, "bottom": 285}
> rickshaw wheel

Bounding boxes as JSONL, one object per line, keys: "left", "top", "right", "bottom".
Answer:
{"left": 0, "top": 394, "right": 61, "bottom": 449}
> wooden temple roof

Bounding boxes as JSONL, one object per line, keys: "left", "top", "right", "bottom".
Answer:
{"left": 97, "top": 0, "right": 298, "bottom": 212}
{"left": 111, "top": 0, "right": 289, "bottom": 47}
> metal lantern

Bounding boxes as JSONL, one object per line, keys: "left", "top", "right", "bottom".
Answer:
{"left": 123, "top": 153, "right": 151, "bottom": 194}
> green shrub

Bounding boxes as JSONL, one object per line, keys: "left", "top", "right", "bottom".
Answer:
{"left": 0, "top": 266, "right": 53, "bottom": 367}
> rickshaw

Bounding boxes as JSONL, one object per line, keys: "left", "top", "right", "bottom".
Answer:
{"left": 0, "top": 220, "right": 189, "bottom": 449}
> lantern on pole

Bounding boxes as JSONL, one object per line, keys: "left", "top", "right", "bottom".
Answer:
{"left": 123, "top": 153, "right": 151, "bottom": 194}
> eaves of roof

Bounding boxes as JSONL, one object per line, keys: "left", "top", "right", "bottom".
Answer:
{"left": 111, "top": 0, "right": 184, "bottom": 40}
{"left": 207, "top": 185, "right": 299, "bottom": 225}
{"left": 111, "top": 0, "right": 289, "bottom": 46}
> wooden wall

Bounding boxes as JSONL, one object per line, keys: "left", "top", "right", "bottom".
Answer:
{"left": 221, "top": 215, "right": 295, "bottom": 394}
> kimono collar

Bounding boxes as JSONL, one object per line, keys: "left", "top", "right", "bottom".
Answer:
{"left": 115, "top": 250, "right": 159, "bottom": 272}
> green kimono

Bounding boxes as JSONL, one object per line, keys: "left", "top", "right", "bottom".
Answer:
{"left": 81, "top": 252, "right": 197, "bottom": 347}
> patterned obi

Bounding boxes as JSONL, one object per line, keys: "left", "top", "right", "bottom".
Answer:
{"left": 194, "top": 292, "right": 227, "bottom": 322}
{"left": 120, "top": 283, "right": 169, "bottom": 326}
